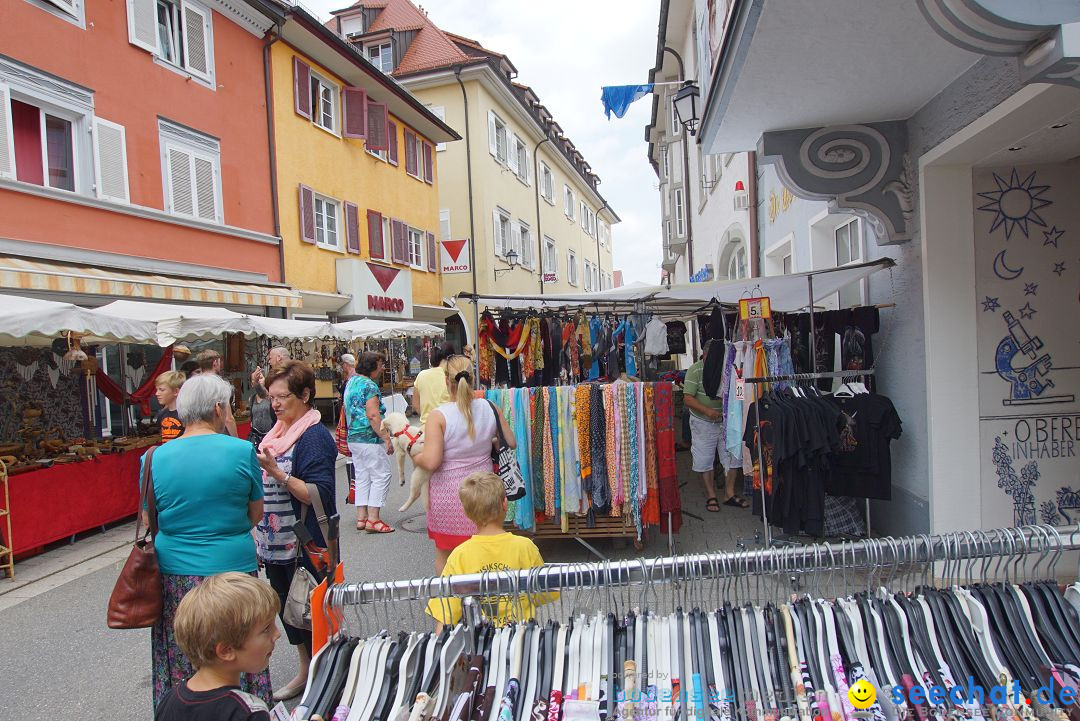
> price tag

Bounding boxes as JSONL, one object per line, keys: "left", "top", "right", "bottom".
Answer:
{"left": 735, "top": 378, "right": 746, "bottom": 401}
{"left": 270, "top": 702, "right": 290, "bottom": 721}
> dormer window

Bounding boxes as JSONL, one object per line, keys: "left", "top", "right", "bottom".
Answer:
{"left": 366, "top": 42, "right": 393, "bottom": 73}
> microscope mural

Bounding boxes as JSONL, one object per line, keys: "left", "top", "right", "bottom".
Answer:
{"left": 975, "top": 164, "right": 1079, "bottom": 529}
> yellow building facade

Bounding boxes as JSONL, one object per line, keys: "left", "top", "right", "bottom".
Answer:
{"left": 271, "top": 12, "right": 458, "bottom": 322}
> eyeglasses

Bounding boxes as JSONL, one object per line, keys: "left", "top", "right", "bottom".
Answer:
{"left": 268, "top": 392, "right": 294, "bottom": 403}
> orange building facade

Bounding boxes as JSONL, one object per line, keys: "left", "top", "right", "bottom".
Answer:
{"left": 0, "top": 0, "right": 294, "bottom": 307}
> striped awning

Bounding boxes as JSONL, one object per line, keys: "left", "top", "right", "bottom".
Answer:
{"left": 0, "top": 255, "right": 301, "bottom": 308}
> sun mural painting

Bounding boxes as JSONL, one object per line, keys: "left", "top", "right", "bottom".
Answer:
{"left": 977, "top": 168, "right": 1053, "bottom": 240}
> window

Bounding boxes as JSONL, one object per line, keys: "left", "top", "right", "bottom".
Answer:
{"left": 564, "top": 186, "right": 575, "bottom": 220}
{"left": 128, "top": 0, "right": 214, "bottom": 84}
{"left": 313, "top": 194, "right": 340, "bottom": 250}
{"left": 159, "top": 119, "right": 221, "bottom": 223}
{"left": 727, "top": 245, "right": 747, "bottom": 280}
{"left": 488, "top": 111, "right": 507, "bottom": 164}
{"left": 309, "top": 72, "right": 337, "bottom": 133}
{"left": 540, "top": 161, "right": 554, "bottom": 203}
{"left": 584, "top": 259, "right": 594, "bottom": 291}
{"left": 408, "top": 227, "right": 424, "bottom": 268}
{"left": 427, "top": 105, "right": 446, "bottom": 151}
{"left": 661, "top": 146, "right": 669, "bottom": 179}
{"left": 518, "top": 221, "right": 533, "bottom": 269}
{"left": 593, "top": 264, "right": 600, "bottom": 292}
{"left": 834, "top": 217, "right": 865, "bottom": 307}
{"left": 28, "top": 0, "right": 84, "bottom": 26}
{"left": 439, "top": 209, "right": 451, "bottom": 241}
{"left": 589, "top": 211, "right": 597, "bottom": 238}
{"left": 670, "top": 94, "right": 680, "bottom": 135}
{"left": 567, "top": 249, "right": 578, "bottom": 286}
{"left": 674, "top": 188, "right": 685, "bottom": 237}
{"left": 664, "top": 220, "right": 671, "bottom": 245}
{"left": 580, "top": 201, "right": 589, "bottom": 232}
{"left": 11, "top": 99, "right": 76, "bottom": 191}
{"left": 494, "top": 207, "right": 512, "bottom": 257}
{"left": 543, "top": 237, "right": 557, "bottom": 280}
{"left": 366, "top": 42, "right": 392, "bottom": 73}
{"left": 511, "top": 134, "right": 528, "bottom": 184}
{"left": 782, "top": 254, "right": 793, "bottom": 274}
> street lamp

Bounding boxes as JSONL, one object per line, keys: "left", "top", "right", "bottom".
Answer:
{"left": 494, "top": 248, "right": 519, "bottom": 278}
{"left": 673, "top": 81, "right": 700, "bottom": 137}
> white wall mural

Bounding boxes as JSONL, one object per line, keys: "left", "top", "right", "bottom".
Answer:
{"left": 975, "top": 162, "right": 1079, "bottom": 528}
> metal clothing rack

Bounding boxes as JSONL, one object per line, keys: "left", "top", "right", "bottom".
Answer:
{"left": 743, "top": 369, "right": 876, "bottom": 546}
{"left": 322, "top": 524, "right": 1080, "bottom": 609}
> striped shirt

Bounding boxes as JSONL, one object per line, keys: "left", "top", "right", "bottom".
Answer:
{"left": 255, "top": 448, "right": 298, "bottom": 564}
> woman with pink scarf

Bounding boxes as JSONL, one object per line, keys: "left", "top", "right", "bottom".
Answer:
{"left": 254, "top": 360, "right": 337, "bottom": 702}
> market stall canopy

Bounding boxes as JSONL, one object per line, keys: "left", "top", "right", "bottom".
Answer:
{"left": 0, "top": 294, "right": 159, "bottom": 346}
{"left": 457, "top": 259, "right": 895, "bottom": 314}
{"left": 92, "top": 301, "right": 346, "bottom": 345}
{"left": 334, "top": 318, "right": 445, "bottom": 339}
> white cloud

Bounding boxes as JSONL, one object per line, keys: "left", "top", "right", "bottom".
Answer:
{"left": 302, "top": 0, "right": 662, "bottom": 284}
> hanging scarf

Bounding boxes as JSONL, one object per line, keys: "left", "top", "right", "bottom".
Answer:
{"left": 575, "top": 385, "right": 592, "bottom": 495}
{"left": 654, "top": 381, "right": 681, "bottom": 533}
{"left": 587, "top": 383, "right": 609, "bottom": 524}
{"left": 512, "top": 388, "right": 534, "bottom": 530}
{"left": 478, "top": 320, "right": 495, "bottom": 385}
{"left": 542, "top": 388, "right": 556, "bottom": 519}
{"left": 643, "top": 384, "right": 660, "bottom": 526}
{"left": 605, "top": 384, "right": 620, "bottom": 517}
{"left": 531, "top": 389, "right": 545, "bottom": 520}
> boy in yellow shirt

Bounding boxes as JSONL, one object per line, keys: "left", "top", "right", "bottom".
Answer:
{"left": 427, "top": 472, "right": 555, "bottom": 627}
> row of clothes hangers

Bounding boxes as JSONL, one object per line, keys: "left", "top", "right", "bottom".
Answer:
{"left": 293, "top": 529, "right": 1080, "bottom": 721}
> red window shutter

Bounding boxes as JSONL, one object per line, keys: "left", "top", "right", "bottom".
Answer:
{"left": 298, "top": 184, "right": 316, "bottom": 243}
{"left": 404, "top": 130, "right": 417, "bottom": 176}
{"left": 422, "top": 142, "right": 433, "bottom": 184}
{"left": 387, "top": 120, "right": 398, "bottom": 165}
{"left": 342, "top": 87, "right": 367, "bottom": 139}
{"left": 366, "top": 209, "right": 384, "bottom": 259}
{"left": 344, "top": 201, "right": 360, "bottom": 254}
{"left": 365, "top": 101, "right": 388, "bottom": 151}
{"left": 294, "top": 57, "right": 311, "bottom": 119}
{"left": 391, "top": 220, "right": 406, "bottom": 264}
{"left": 426, "top": 231, "right": 437, "bottom": 272}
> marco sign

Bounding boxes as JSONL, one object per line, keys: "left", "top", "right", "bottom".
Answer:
{"left": 336, "top": 259, "right": 413, "bottom": 318}
{"left": 440, "top": 239, "right": 471, "bottom": 274}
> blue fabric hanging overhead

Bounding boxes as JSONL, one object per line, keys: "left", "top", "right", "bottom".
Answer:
{"left": 600, "top": 84, "right": 653, "bottom": 119}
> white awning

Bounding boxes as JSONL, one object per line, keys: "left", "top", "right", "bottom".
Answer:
{"left": 0, "top": 294, "right": 159, "bottom": 346}
{"left": 334, "top": 318, "right": 445, "bottom": 339}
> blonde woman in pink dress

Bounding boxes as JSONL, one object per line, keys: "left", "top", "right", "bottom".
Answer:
{"left": 414, "top": 354, "right": 516, "bottom": 573}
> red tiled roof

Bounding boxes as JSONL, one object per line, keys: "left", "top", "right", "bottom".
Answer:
{"left": 335, "top": 0, "right": 469, "bottom": 75}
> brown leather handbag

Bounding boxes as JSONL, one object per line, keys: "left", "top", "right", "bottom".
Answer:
{"left": 107, "top": 446, "right": 163, "bottom": 629}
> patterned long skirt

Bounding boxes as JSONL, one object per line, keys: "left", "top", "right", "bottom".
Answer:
{"left": 151, "top": 572, "right": 274, "bottom": 708}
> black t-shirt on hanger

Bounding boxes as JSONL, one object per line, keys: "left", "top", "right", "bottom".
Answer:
{"left": 827, "top": 392, "right": 901, "bottom": 500}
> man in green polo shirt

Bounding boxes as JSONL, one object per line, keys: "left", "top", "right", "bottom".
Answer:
{"left": 683, "top": 340, "right": 748, "bottom": 512}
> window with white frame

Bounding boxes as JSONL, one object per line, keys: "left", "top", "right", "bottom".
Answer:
{"left": 427, "top": 105, "right": 446, "bottom": 151}
{"left": 567, "top": 249, "right": 578, "bottom": 286}
{"left": 7, "top": 95, "right": 80, "bottom": 192}
{"left": 669, "top": 93, "right": 680, "bottom": 135}
{"left": 159, "top": 118, "right": 221, "bottom": 223}
{"left": 31, "top": 0, "right": 84, "bottom": 25}
{"left": 664, "top": 220, "right": 671, "bottom": 245}
{"left": 512, "top": 135, "right": 528, "bottom": 184}
{"left": 309, "top": 72, "right": 337, "bottom": 133}
{"left": 127, "top": 0, "right": 214, "bottom": 84}
{"left": 674, "top": 187, "right": 685, "bottom": 237}
{"left": 593, "top": 264, "right": 600, "bottom": 291}
{"left": 488, "top": 111, "right": 508, "bottom": 164}
{"left": 580, "top": 201, "right": 589, "bottom": 233}
{"left": 584, "top": 259, "right": 594, "bottom": 291}
{"left": 564, "top": 186, "right": 575, "bottom": 220}
{"left": 661, "top": 145, "right": 669, "bottom": 179}
{"left": 366, "top": 42, "right": 392, "bottom": 73}
{"left": 408, "top": 227, "right": 424, "bottom": 268}
{"left": 540, "top": 162, "right": 554, "bottom": 203}
{"left": 834, "top": 217, "right": 865, "bottom": 307}
{"left": 439, "top": 209, "right": 451, "bottom": 241}
{"left": 494, "top": 207, "right": 512, "bottom": 257}
{"left": 765, "top": 237, "right": 794, "bottom": 276}
{"left": 313, "top": 194, "right": 340, "bottom": 250}
{"left": 518, "top": 221, "right": 533, "bottom": 269}
{"left": 727, "top": 245, "right": 747, "bottom": 280}
{"left": 588, "top": 210, "right": 597, "bottom": 238}
{"left": 543, "top": 237, "right": 557, "bottom": 280}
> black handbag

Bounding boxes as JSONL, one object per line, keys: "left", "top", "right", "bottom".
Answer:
{"left": 487, "top": 400, "right": 525, "bottom": 501}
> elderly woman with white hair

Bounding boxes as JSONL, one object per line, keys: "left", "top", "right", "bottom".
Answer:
{"left": 144, "top": 373, "right": 270, "bottom": 710}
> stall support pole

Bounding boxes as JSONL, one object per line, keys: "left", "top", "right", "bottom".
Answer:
{"left": 807, "top": 275, "right": 816, "bottom": 379}
{"left": 753, "top": 397, "right": 771, "bottom": 547}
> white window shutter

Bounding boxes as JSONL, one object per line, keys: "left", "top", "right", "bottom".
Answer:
{"left": 181, "top": 1, "right": 212, "bottom": 81}
{"left": 511, "top": 223, "right": 521, "bottom": 259}
{"left": 430, "top": 105, "right": 447, "bottom": 151}
{"left": 493, "top": 210, "right": 503, "bottom": 256}
{"left": 127, "top": 0, "right": 158, "bottom": 53}
{"left": 522, "top": 145, "right": 531, "bottom": 185}
{"left": 508, "top": 137, "right": 519, "bottom": 175}
{"left": 166, "top": 146, "right": 195, "bottom": 216}
{"left": 192, "top": 155, "right": 217, "bottom": 221}
{"left": 488, "top": 112, "right": 497, "bottom": 157}
{"left": 0, "top": 85, "right": 14, "bottom": 180}
{"left": 92, "top": 117, "right": 130, "bottom": 203}
{"left": 45, "top": 0, "right": 78, "bottom": 12}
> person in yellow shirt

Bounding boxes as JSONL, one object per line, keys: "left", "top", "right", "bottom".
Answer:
{"left": 411, "top": 342, "right": 456, "bottom": 426}
{"left": 427, "top": 472, "right": 555, "bottom": 627}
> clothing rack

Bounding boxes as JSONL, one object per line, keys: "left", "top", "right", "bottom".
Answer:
{"left": 320, "top": 523, "right": 1080, "bottom": 612}
{"left": 743, "top": 369, "right": 876, "bottom": 546}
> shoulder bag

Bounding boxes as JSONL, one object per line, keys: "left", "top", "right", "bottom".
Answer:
{"left": 107, "top": 446, "right": 163, "bottom": 629}
{"left": 487, "top": 400, "right": 526, "bottom": 501}
{"left": 283, "top": 483, "right": 331, "bottom": 630}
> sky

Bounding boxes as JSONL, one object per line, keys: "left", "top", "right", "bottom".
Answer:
{"left": 302, "top": 0, "right": 663, "bottom": 285}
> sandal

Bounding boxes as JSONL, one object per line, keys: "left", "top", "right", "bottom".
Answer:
{"left": 356, "top": 519, "right": 369, "bottom": 531}
{"left": 706, "top": 498, "right": 721, "bottom": 512}
{"left": 723, "top": 496, "right": 750, "bottom": 508}
{"left": 367, "top": 520, "right": 395, "bottom": 534}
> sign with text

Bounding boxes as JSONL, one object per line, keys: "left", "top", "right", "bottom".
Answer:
{"left": 542, "top": 272, "right": 558, "bottom": 283}
{"left": 440, "top": 239, "right": 471, "bottom": 274}
{"left": 335, "top": 258, "right": 413, "bottom": 319}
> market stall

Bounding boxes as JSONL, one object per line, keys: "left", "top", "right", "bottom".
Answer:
{"left": 0, "top": 295, "right": 444, "bottom": 560}
{"left": 456, "top": 259, "right": 898, "bottom": 550}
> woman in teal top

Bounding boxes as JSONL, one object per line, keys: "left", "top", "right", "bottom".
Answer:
{"left": 145, "top": 373, "right": 268, "bottom": 710}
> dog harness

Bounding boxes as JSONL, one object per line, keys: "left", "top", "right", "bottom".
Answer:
{"left": 391, "top": 426, "right": 423, "bottom": 453}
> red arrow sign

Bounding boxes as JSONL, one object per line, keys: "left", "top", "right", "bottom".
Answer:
{"left": 443, "top": 239, "right": 467, "bottom": 263}
{"left": 367, "top": 263, "right": 401, "bottom": 292}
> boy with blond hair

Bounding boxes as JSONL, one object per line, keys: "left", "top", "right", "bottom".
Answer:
{"left": 154, "top": 370, "right": 186, "bottom": 442}
{"left": 156, "top": 573, "right": 280, "bottom": 720}
{"left": 427, "top": 471, "right": 554, "bottom": 627}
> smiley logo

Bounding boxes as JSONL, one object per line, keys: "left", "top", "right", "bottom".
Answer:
{"left": 848, "top": 679, "right": 877, "bottom": 709}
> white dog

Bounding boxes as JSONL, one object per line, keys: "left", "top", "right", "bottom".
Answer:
{"left": 383, "top": 412, "right": 431, "bottom": 512}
